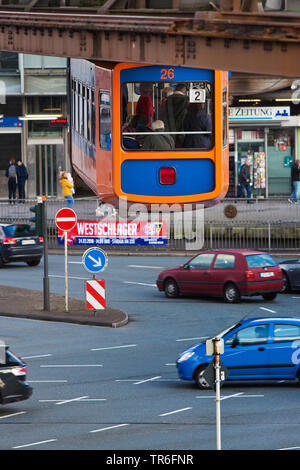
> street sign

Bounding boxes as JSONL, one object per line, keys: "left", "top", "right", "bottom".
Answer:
{"left": 202, "top": 360, "right": 229, "bottom": 390}
{"left": 82, "top": 247, "right": 108, "bottom": 274}
{"left": 55, "top": 208, "right": 77, "bottom": 232}
{"left": 86, "top": 280, "right": 106, "bottom": 310}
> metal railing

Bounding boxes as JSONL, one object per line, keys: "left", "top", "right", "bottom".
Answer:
{"left": 0, "top": 197, "right": 299, "bottom": 252}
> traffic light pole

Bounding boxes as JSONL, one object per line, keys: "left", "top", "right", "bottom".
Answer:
{"left": 42, "top": 198, "right": 50, "bottom": 311}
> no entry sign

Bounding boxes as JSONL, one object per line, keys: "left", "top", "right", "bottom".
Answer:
{"left": 55, "top": 208, "right": 77, "bottom": 232}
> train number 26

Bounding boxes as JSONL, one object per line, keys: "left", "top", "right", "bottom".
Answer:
{"left": 160, "top": 68, "right": 175, "bottom": 80}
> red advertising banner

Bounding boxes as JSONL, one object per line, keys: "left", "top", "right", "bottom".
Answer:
{"left": 58, "top": 220, "right": 167, "bottom": 246}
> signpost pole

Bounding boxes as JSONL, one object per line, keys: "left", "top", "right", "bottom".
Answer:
{"left": 42, "top": 197, "right": 50, "bottom": 311}
{"left": 214, "top": 341, "right": 222, "bottom": 451}
{"left": 64, "top": 230, "right": 68, "bottom": 312}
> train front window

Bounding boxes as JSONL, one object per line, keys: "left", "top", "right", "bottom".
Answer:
{"left": 122, "top": 81, "right": 213, "bottom": 151}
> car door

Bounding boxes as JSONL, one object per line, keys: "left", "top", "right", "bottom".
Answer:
{"left": 222, "top": 324, "right": 271, "bottom": 379}
{"left": 288, "top": 260, "right": 300, "bottom": 289}
{"left": 267, "top": 323, "right": 300, "bottom": 379}
{"left": 179, "top": 253, "right": 215, "bottom": 295}
{"left": 210, "top": 253, "right": 236, "bottom": 295}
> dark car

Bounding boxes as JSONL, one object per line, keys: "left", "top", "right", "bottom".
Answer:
{"left": 177, "top": 317, "right": 300, "bottom": 389}
{"left": 0, "top": 223, "right": 43, "bottom": 267}
{"left": 156, "top": 249, "right": 284, "bottom": 303}
{"left": 278, "top": 259, "right": 300, "bottom": 292}
{"left": 0, "top": 347, "right": 32, "bottom": 404}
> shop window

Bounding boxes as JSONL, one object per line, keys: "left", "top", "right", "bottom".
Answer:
{"left": 0, "top": 52, "right": 19, "bottom": 72}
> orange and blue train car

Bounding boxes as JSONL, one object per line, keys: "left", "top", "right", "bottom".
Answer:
{"left": 70, "top": 59, "right": 229, "bottom": 208}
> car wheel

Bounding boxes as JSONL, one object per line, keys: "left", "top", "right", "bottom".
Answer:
{"left": 26, "top": 259, "right": 41, "bottom": 267}
{"left": 281, "top": 272, "right": 290, "bottom": 293}
{"left": 164, "top": 278, "right": 179, "bottom": 298}
{"left": 194, "top": 365, "right": 211, "bottom": 390}
{"left": 262, "top": 293, "right": 277, "bottom": 301}
{"left": 223, "top": 283, "right": 240, "bottom": 303}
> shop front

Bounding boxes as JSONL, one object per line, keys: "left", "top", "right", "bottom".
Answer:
{"left": 228, "top": 106, "right": 296, "bottom": 198}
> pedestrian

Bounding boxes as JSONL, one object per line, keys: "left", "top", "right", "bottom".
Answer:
{"left": 288, "top": 159, "right": 300, "bottom": 203}
{"left": 183, "top": 102, "right": 212, "bottom": 149}
{"left": 16, "top": 160, "right": 28, "bottom": 203}
{"left": 59, "top": 171, "right": 74, "bottom": 208}
{"left": 5, "top": 158, "right": 18, "bottom": 204}
{"left": 238, "top": 158, "right": 252, "bottom": 202}
{"left": 142, "top": 120, "right": 174, "bottom": 150}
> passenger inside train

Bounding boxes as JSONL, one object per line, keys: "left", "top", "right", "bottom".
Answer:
{"left": 121, "top": 80, "right": 213, "bottom": 151}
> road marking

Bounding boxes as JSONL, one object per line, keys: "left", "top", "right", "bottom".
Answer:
{"left": 128, "top": 265, "right": 164, "bottom": 269}
{"left": 165, "top": 363, "right": 176, "bottom": 366}
{"left": 260, "top": 307, "right": 277, "bottom": 313}
{"left": 176, "top": 336, "right": 208, "bottom": 342}
{"left": 278, "top": 446, "right": 300, "bottom": 450}
{"left": 196, "top": 393, "right": 264, "bottom": 400}
{"left": 159, "top": 407, "right": 192, "bottom": 417}
{"left": 12, "top": 439, "right": 57, "bottom": 449}
{"left": 91, "top": 344, "right": 136, "bottom": 351}
{"left": 39, "top": 398, "right": 106, "bottom": 404}
{"left": 292, "top": 296, "right": 300, "bottom": 299}
{"left": 0, "top": 411, "right": 26, "bottom": 419}
{"left": 134, "top": 376, "right": 161, "bottom": 385}
{"left": 123, "top": 281, "right": 156, "bottom": 287}
{"left": 21, "top": 354, "right": 53, "bottom": 359}
{"left": 40, "top": 364, "right": 103, "bottom": 368}
{"left": 90, "top": 424, "right": 129, "bottom": 434}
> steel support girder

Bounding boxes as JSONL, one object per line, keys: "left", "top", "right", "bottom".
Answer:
{"left": 0, "top": 12, "right": 299, "bottom": 76}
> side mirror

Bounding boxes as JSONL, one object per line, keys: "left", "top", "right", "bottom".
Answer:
{"left": 183, "top": 263, "right": 190, "bottom": 269}
{"left": 231, "top": 338, "right": 239, "bottom": 348}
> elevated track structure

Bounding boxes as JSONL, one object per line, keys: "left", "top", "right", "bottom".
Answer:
{"left": 0, "top": 6, "right": 300, "bottom": 75}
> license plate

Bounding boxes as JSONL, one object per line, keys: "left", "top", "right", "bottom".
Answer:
{"left": 260, "top": 272, "right": 274, "bottom": 278}
{"left": 21, "top": 240, "right": 35, "bottom": 245}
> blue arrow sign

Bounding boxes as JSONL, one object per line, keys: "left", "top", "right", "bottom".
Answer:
{"left": 82, "top": 248, "right": 108, "bottom": 274}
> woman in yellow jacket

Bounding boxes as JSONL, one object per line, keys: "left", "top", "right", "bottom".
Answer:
{"left": 59, "top": 171, "right": 74, "bottom": 208}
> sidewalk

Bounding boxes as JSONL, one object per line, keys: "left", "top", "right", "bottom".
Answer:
{"left": 0, "top": 285, "right": 128, "bottom": 328}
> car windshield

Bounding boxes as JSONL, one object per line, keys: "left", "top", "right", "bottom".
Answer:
{"left": 246, "top": 254, "right": 277, "bottom": 268}
{"left": 213, "top": 322, "right": 241, "bottom": 339}
{"left": 2, "top": 224, "right": 34, "bottom": 237}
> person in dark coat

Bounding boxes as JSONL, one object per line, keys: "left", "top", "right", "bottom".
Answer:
{"left": 142, "top": 120, "right": 174, "bottom": 151}
{"left": 183, "top": 103, "right": 212, "bottom": 149}
{"left": 238, "top": 158, "right": 252, "bottom": 201}
{"left": 5, "top": 158, "right": 18, "bottom": 204}
{"left": 161, "top": 83, "right": 189, "bottom": 146}
{"left": 288, "top": 159, "right": 300, "bottom": 203}
{"left": 16, "top": 160, "right": 28, "bottom": 203}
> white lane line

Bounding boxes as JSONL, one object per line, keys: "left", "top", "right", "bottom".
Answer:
{"left": 40, "top": 364, "right": 103, "bottom": 368}
{"left": 220, "top": 392, "right": 244, "bottom": 401}
{"left": 165, "top": 363, "right": 176, "bottom": 366}
{"left": 56, "top": 395, "right": 89, "bottom": 405}
{"left": 91, "top": 344, "right": 136, "bottom": 352}
{"left": 123, "top": 281, "right": 156, "bottom": 287}
{"left": 134, "top": 376, "right": 161, "bottom": 385}
{"left": 159, "top": 407, "right": 192, "bottom": 417}
{"left": 292, "top": 296, "right": 300, "bottom": 299}
{"left": 0, "top": 411, "right": 26, "bottom": 420}
{"left": 90, "top": 424, "right": 129, "bottom": 434}
{"left": 21, "top": 354, "right": 53, "bottom": 360}
{"left": 39, "top": 398, "right": 106, "bottom": 404}
{"left": 260, "top": 307, "right": 277, "bottom": 313}
{"left": 12, "top": 439, "right": 57, "bottom": 449}
{"left": 176, "top": 336, "right": 208, "bottom": 342}
{"left": 278, "top": 446, "right": 300, "bottom": 450}
{"left": 128, "top": 265, "right": 164, "bottom": 269}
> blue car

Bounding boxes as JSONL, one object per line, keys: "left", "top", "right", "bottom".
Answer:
{"left": 177, "top": 317, "right": 300, "bottom": 388}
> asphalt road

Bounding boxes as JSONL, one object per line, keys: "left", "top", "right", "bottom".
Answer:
{"left": 0, "top": 255, "right": 300, "bottom": 451}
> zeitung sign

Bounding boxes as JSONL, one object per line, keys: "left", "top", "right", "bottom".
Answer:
{"left": 229, "top": 106, "right": 290, "bottom": 121}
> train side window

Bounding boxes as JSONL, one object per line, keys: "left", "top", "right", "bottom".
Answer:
{"left": 222, "top": 88, "right": 228, "bottom": 147}
{"left": 100, "top": 90, "right": 111, "bottom": 150}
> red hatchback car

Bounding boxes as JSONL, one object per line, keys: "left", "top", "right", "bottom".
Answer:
{"left": 156, "top": 249, "right": 284, "bottom": 303}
